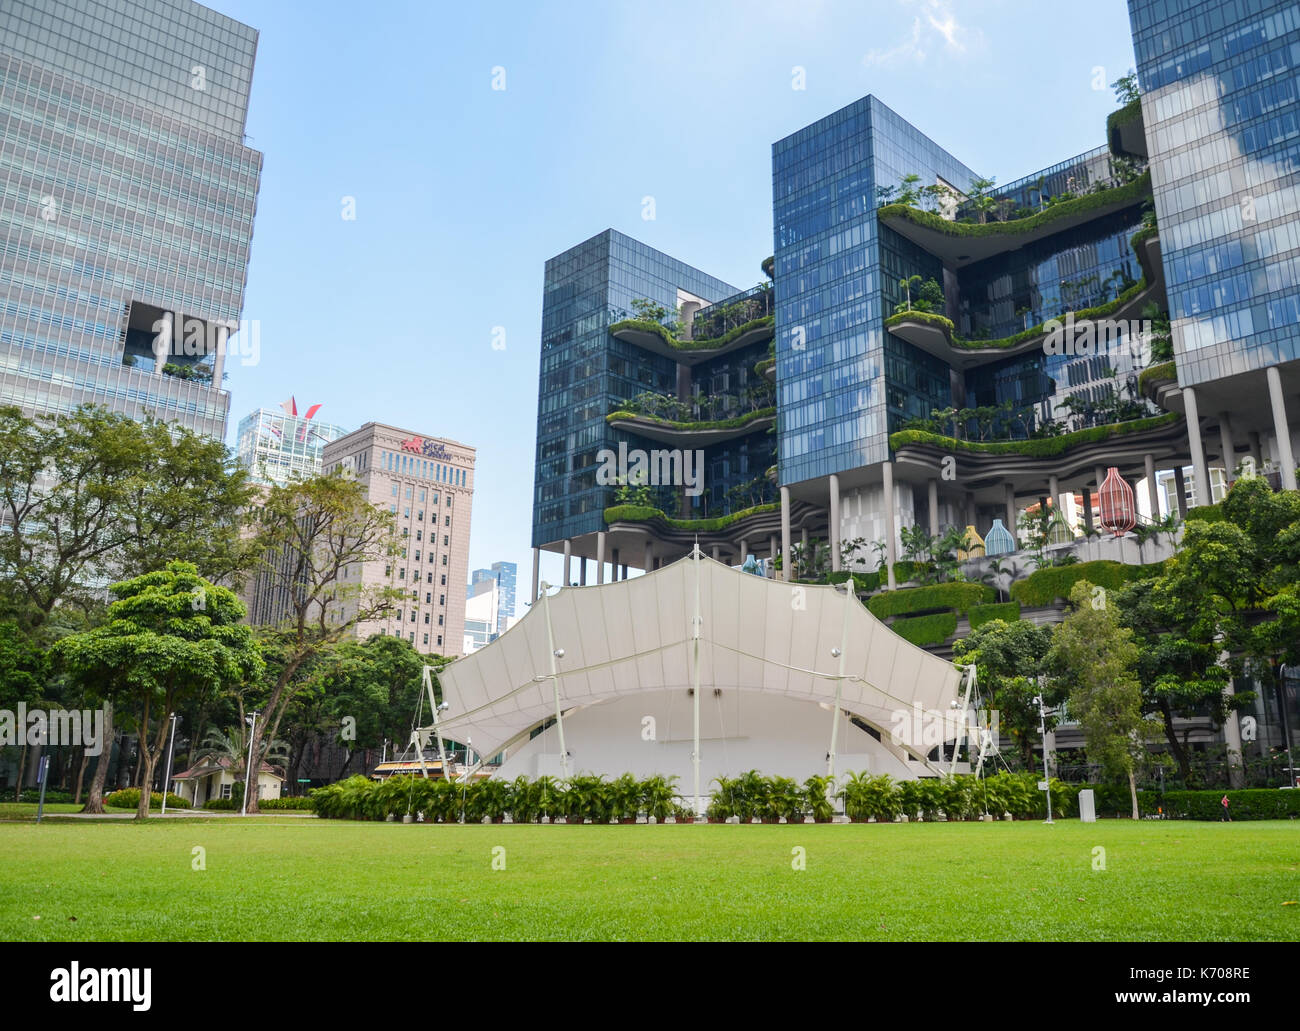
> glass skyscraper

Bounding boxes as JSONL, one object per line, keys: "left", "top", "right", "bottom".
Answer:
{"left": 532, "top": 229, "right": 737, "bottom": 551}
{"left": 0, "top": 0, "right": 262, "bottom": 439}
{"left": 773, "top": 96, "right": 980, "bottom": 485}
{"left": 470, "top": 561, "right": 516, "bottom": 636}
{"left": 1129, "top": 0, "right": 1300, "bottom": 385}
{"left": 235, "top": 407, "right": 349, "bottom": 488}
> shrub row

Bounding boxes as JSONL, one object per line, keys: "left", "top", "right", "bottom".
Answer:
{"left": 867, "top": 581, "right": 994, "bottom": 618}
{"left": 1137, "top": 359, "right": 1176, "bottom": 395}
{"left": 17, "top": 789, "right": 74, "bottom": 804}
{"left": 1009, "top": 559, "right": 1165, "bottom": 607}
{"left": 1185, "top": 503, "right": 1223, "bottom": 523}
{"left": 105, "top": 788, "right": 189, "bottom": 810}
{"left": 877, "top": 171, "right": 1152, "bottom": 240}
{"left": 603, "top": 502, "right": 779, "bottom": 533}
{"left": 202, "top": 795, "right": 313, "bottom": 811}
{"left": 312, "top": 773, "right": 690, "bottom": 823}
{"left": 889, "top": 413, "right": 1181, "bottom": 460}
{"left": 968, "top": 601, "right": 1022, "bottom": 628}
{"left": 608, "top": 315, "right": 774, "bottom": 352}
{"left": 605, "top": 406, "right": 775, "bottom": 433}
{"left": 891, "top": 612, "right": 958, "bottom": 646}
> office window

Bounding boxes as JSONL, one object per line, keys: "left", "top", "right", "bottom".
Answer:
{"left": 406, "top": 486, "right": 413, "bottom": 499}
{"left": 441, "top": 555, "right": 447, "bottom": 566}
{"left": 425, "top": 592, "right": 431, "bottom": 603}
{"left": 427, "top": 572, "right": 433, "bottom": 584}
{"left": 424, "top": 613, "right": 430, "bottom": 624}
{"left": 439, "top": 594, "right": 445, "bottom": 606}
{"left": 423, "top": 634, "right": 429, "bottom": 645}
{"left": 445, "top": 516, "right": 450, "bottom": 527}
{"left": 414, "top": 550, "right": 421, "bottom": 561}
{"left": 416, "top": 530, "right": 422, "bottom": 541}
{"left": 443, "top": 535, "right": 449, "bottom": 546}
{"left": 391, "top": 483, "right": 398, "bottom": 496}
{"left": 438, "top": 615, "right": 444, "bottom": 626}
{"left": 410, "top": 611, "right": 417, "bottom": 623}
{"left": 419, "top": 489, "right": 426, "bottom": 502}
{"left": 440, "top": 574, "right": 446, "bottom": 586}
{"left": 409, "top": 632, "right": 415, "bottom": 642}
{"left": 437, "top": 635, "right": 443, "bottom": 647}
{"left": 399, "top": 568, "right": 406, "bottom": 579}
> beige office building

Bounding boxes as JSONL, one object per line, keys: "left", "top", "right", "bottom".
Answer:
{"left": 323, "top": 422, "right": 476, "bottom": 657}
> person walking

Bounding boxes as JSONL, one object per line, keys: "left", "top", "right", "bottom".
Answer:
{"left": 1220, "top": 794, "right": 1231, "bottom": 822}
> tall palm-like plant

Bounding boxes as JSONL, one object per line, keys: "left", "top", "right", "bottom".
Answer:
{"left": 898, "top": 274, "right": 923, "bottom": 312}
{"left": 766, "top": 776, "right": 804, "bottom": 822}
{"left": 803, "top": 775, "right": 835, "bottom": 822}
{"left": 640, "top": 775, "right": 679, "bottom": 821}
{"left": 192, "top": 725, "right": 289, "bottom": 782}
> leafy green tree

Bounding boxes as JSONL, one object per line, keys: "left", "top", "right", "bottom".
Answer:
{"left": 1114, "top": 578, "right": 1229, "bottom": 784}
{"left": 1046, "top": 581, "right": 1156, "bottom": 817}
{"left": 629, "top": 298, "right": 668, "bottom": 323}
{"left": 1111, "top": 70, "right": 1141, "bottom": 105}
{"left": 952, "top": 618, "right": 1056, "bottom": 769}
{"left": 242, "top": 472, "right": 403, "bottom": 812}
{"left": 896, "top": 173, "right": 923, "bottom": 207}
{"left": 968, "top": 176, "right": 997, "bottom": 224}
{"left": 51, "top": 562, "right": 263, "bottom": 819}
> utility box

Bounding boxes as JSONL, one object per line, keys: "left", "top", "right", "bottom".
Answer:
{"left": 1078, "top": 788, "right": 1096, "bottom": 823}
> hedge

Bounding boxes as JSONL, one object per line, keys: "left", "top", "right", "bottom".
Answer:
{"left": 105, "top": 788, "right": 190, "bottom": 810}
{"left": 203, "top": 796, "right": 312, "bottom": 811}
{"left": 606, "top": 406, "right": 775, "bottom": 433}
{"left": 17, "top": 789, "right": 74, "bottom": 804}
{"left": 888, "top": 279, "right": 1151, "bottom": 355}
{"left": 1009, "top": 559, "right": 1165, "bottom": 606}
{"left": 608, "top": 315, "right": 774, "bottom": 352}
{"left": 1162, "top": 789, "right": 1300, "bottom": 820}
{"left": 890, "top": 413, "right": 1181, "bottom": 459}
{"left": 868, "top": 582, "right": 995, "bottom": 618}
{"left": 890, "top": 611, "right": 958, "bottom": 646}
{"left": 1185, "top": 503, "right": 1223, "bottom": 523}
{"left": 878, "top": 171, "right": 1152, "bottom": 241}
{"left": 968, "top": 601, "right": 1021, "bottom": 628}
{"left": 604, "top": 502, "right": 778, "bottom": 532}
{"left": 1107, "top": 97, "right": 1143, "bottom": 149}
{"left": 1137, "top": 359, "right": 1176, "bottom": 395}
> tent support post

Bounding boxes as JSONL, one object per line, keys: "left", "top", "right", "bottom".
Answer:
{"left": 826, "top": 582, "right": 853, "bottom": 782}
{"left": 540, "top": 582, "right": 568, "bottom": 782}
{"left": 691, "top": 543, "right": 703, "bottom": 819}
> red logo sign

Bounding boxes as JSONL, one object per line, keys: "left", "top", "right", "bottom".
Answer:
{"left": 400, "top": 437, "right": 422, "bottom": 453}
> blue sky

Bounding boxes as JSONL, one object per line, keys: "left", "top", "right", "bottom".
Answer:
{"left": 206, "top": 0, "right": 1137, "bottom": 598}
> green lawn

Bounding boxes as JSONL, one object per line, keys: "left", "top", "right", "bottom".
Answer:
{"left": 1, "top": 819, "right": 1296, "bottom": 941}
{"left": 0, "top": 803, "right": 84, "bottom": 819}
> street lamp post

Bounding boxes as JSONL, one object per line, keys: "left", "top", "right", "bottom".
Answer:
{"left": 241, "top": 710, "right": 259, "bottom": 816}
{"left": 161, "top": 713, "right": 179, "bottom": 814}
{"left": 1034, "top": 693, "right": 1054, "bottom": 824}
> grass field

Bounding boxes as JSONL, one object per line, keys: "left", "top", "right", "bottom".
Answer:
{"left": 1, "top": 818, "right": 1296, "bottom": 941}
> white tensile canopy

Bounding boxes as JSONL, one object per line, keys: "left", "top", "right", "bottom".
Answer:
{"left": 437, "top": 551, "right": 964, "bottom": 766}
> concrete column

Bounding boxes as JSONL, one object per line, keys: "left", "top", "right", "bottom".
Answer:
{"left": 1183, "top": 385, "right": 1212, "bottom": 505}
{"left": 928, "top": 479, "right": 939, "bottom": 537}
{"left": 964, "top": 492, "right": 976, "bottom": 529}
{"left": 738, "top": 537, "right": 748, "bottom": 563}
{"left": 1048, "top": 473, "right": 1059, "bottom": 507}
{"left": 579, "top": 556, "right": 587, "bottom": 587}
{"left": 1223, "top": 677, "right": 1246, "bottom": 789}
{"left": 154, "top": 311, "right": 174, "bottom": 375}
{"left": 596, "top": 532, "right": 606, "bottom": 585}
{"left": 710, "top": 545, "right": 720, "bottom": 561}
{"left": 828, "top": 473, "right": 842, "bottom": 573}
{"left": 620, "top": 564, "right": 628, "bottom": 580}
{"left": 1173, "top": 466, "right": 1188, "bottom": 519}
{"left": 611, "top": 548, "right": 620, "bottom": 581}
{"left": 800, "top": 526, "right": 809, "bottom": 554}
{"left": 212, "top": 320, "right": 227, "bottom": 386}
{"left": 1248, "top": 430, "right": 1262, "bottom": 467}
{"left": 1267, "top": 366, "right": 1297, "bottom": 491}
{"left": 1144, "top": 454, "right": 1159, "bottom": 520}
{"left": 779, "top": 486, "right": 792, "bottom": 583}
{"left": 1082, "top": 483, "right": 1094, "bottom": 532}
{"left": 643, "top": 541, "right": 653, "bottom": 574}
{"left": 562, "top": 539, "right": 572, "bottom": 587}
{"left": 1004, "top": 483, "right": 1017, "bottom": 543}
{"left": 531, "top": 547, "right": 540, "bottom": 603}
{"left": 1217, "top": 412, "right": 1236, "bottom": 485}
{"left": 882, "top": 461, "right": 897, "bottom": 590}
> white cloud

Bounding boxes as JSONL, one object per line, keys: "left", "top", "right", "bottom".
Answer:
{"left": 863, "top": 1, "right": 970, "bottom": 67}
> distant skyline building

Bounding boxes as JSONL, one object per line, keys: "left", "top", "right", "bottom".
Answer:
{"left": 319, "top": 423, "right": 476, "bottom": 657}
{"left": 235, "top": 403, "right": 348, "bottom": 487}
{"left": 0, "top": 0, "right": 263, "bottom": 439}
{"left": 470, "top": 561, "right": 516, "bottom": 636}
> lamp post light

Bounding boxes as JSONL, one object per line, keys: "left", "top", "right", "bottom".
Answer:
{"left": 1033, "top": 693, "right": 1054, "bottom": 824}
{"left": 241, "top": 710, "right": 259, "bottom": 816}
{"left": 161, "top": 713, "right": 179, "bottom": 814}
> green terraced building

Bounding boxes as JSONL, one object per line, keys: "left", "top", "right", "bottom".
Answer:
{"left": 529, "top": 1, "right": 1300, "bottom": 609}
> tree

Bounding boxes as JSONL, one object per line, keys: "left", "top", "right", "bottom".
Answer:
{"left": 51, "top": 562, "right": 263, "bottom": 819}
{"left": 1111, "top": 70, "right": 1141, "bottom": 105}
{"left": 241, "top": 473, "right": 403, "bottom": 812}
{"left": 952, "top": 619, "right": 1055, "bottom": 769}
{"left": 1114, "top": 578, "right": 1229, "bottom": 784}
{"left": 898, "top": 274, "right": 923, "bottom": 312}
{"left": 629, "top": 298, "right": 668, "bottom": 323}
{"left": 897, "top": 173, "right": 923, "bottom": 208}
{"left": 1046, "top": 581, "right": 1155, "bottom": 818}
{"left": 0, "top": 406, "right": 253, "bottom": 632}
{"left": 968, "top": 176, "right": 997, "bottom": 224}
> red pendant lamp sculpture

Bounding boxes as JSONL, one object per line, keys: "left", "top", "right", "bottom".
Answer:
{"left": 1098, "top": 466, "right": 1137, "bottom": 536}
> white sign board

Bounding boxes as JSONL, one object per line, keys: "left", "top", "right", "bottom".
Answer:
{"left": 1078, "top": 788, "right": 1096, "bottom": 823}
